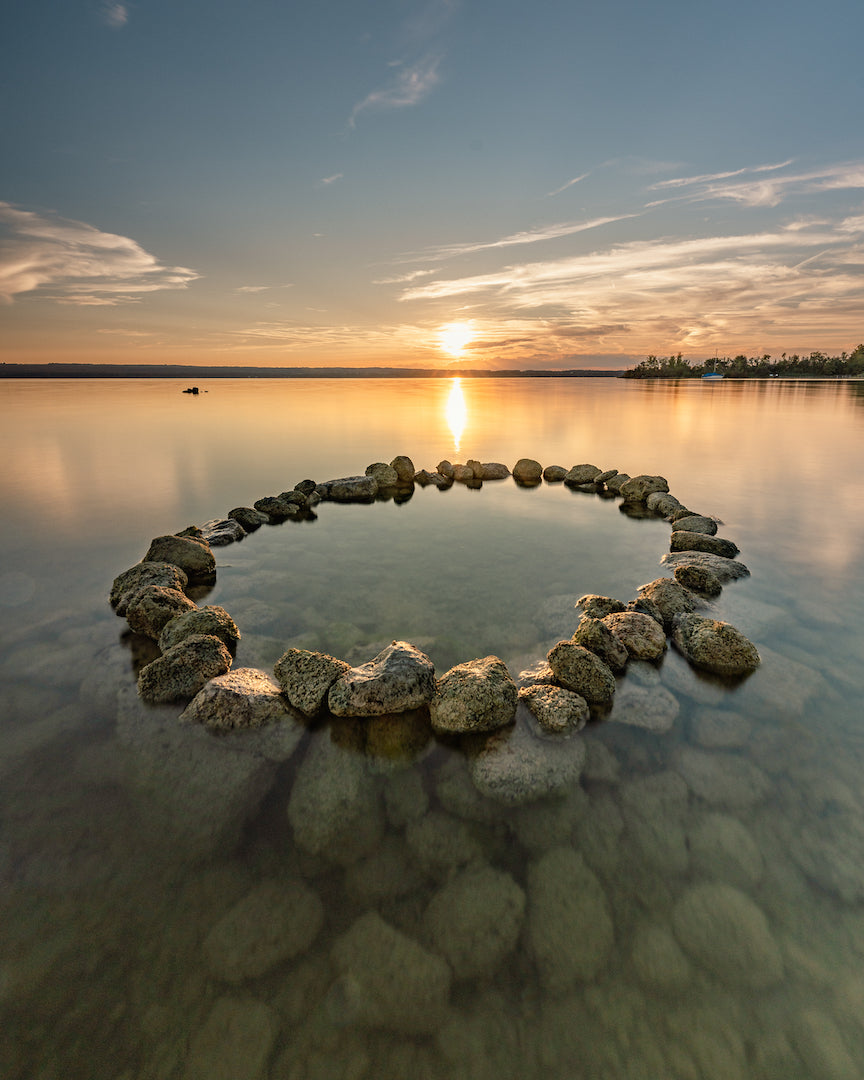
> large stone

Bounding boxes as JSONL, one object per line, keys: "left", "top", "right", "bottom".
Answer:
{"left": 577, "top": 594, "right": 626, "bottom": 619}
{"left": 389, "top": 455, "right": 415, "bottom": 482}
{"left": 608, "top": 682, "right": 679, "bottom": 733}
{"left": 143, "top": 534, "right": 216, "bottom": 580}
{"left": 646, "top": 491, "right": 683, "bottom": 517}
{"left": 200, "top": 518, "right": 246, "bottom": 546}
{"left": 671, "top": 613, "right": 761, "bottom": 676}
{"left": 662, "top": 550, "right": 750, "bottom": 582}
{"left": 572, "top": 616, "right": 629, "bottom": 672}
{"left": 636, "top": 577, "right": 699, "bottom": 632}
{"left": 287, "top": 734, "right": 383, "bottom": 864}
{"left": 365, "top": 461, "right": 399, "bottom": 486}
{"left": 518, "top": 683, "right": 589, "bottom": 735}
{"left": 791, "top": 811, "right": 864, "bottom": 903}
{"left": 228, "top": 506, "right": 269, "bottom": 532}
{"left": 605, "top": 472, "right": 630, "bottom": 493}
{"left": 564, "top": 463, "right": 602, "bottom": 485}
{"left": 328, "top": 641, "right": 435, "bottom": 717}
{"left": 602, "top": 610, "right": 666, "bottom": 660}
{"left": 672, "top": 882, "right": 783, "bottom": 989}
{"left": 328, "top": 912, "right": 452, "bottom": 1034}
{"left": 422, "top": 864, "right": 526, "bottom": 979}
{"left": 670, "top": 531, "right": 740, "bottom": 559}
{"left": 159, "top": 604, "right": 240, "bottom": 652}
{"left": 673, "top": 563, "right": 723, "bottom": 597}
{"left": 322, "top": 475, "right": 378, "bottom": 501}
{"left": 430, "top": 655, "right": 517, "bottom": 735}
{"left": 673, "top": 746, "right": 772, "bottom": 809}
{"left": 125, "top": 585, "right": 198, "bottom": 639}
{"left": 273, "top": 648, "right": 350, "bottom": 717}
{"left": 526, "top": 847, "right": 614, "bottom": 988}
{"left": 688, "top": 812, "right": 764, "bottom": 891}
{"left": 546, "top": 641, "right": 616, "bottom": 705}
{"left": 110, "top": 561, "right": 189, "bottom": 615}
{"left": 180, "top": 669, "right": 305, "bottom": 762}
{"left": 137, "top": 634, "right": 232, "bottom": 704}
{"left": 184, "top": 996, "right": 277, "bottom": 1080}
{"left": 404, "top": 809, "right": 482, "bottom": 876}
{"left": 542, "top": 465, "right": 568, "bottom": 481}
{"left": 253, "top": 495, "right": 296, "bottom": 520}
{"left": 692, "top": 707, "right": 751, "bottom": 748}
{"left": 672, "top": 514, "right": 718, "bottom": 536}
{"left": 631, "top": 921, "right": 692, "bottom": 991}
{"left": 512, "top": 458, "right": 542, "bottom": 483}
{"left": 480, "top": 461, "right": 510, "bottom": 480}
{"left": 468, "top": 705, "right": 586, "bottom": 805}
{"left": 793, "top": 1010, "right": 859, "bottom": 1080}
{"left": 203, "top": 879, "right": 324, "bottom": 983}
{"left": 618, "top": 474, "right": 669, "bottom": 502}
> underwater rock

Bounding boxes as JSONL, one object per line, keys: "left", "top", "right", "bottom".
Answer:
{"left": 526, "top": 846, "right": 615, "bottom": 988}
{"left": 670, "top": 531, "right": 740, "bottom": 559}
{"left": 546, "top": 641, "right": 616, "bottom": 705}
{"left": 125, "top": 584, "right": 198, "bottom": 639}
{"left": 671, "top": 613, "right": 760, "bottom": 676}
{"left": 110, "top": 561, "right": 189, "bottom": 615}
{"left": 607, "top": 682, "right": 679, "bottom": 734}
{"left": 430, "top": 655, "right": 518, "bottom": 735}
{"left": 159, "top": 604, "right": 240, "bottom": 652}
{"left": 329, "top": 912, "right": 452, "bottom": 1035}
{"left": 631, "top": 921, "right": 692, "bottom": 991}
{"left": 687, "top": 812, "right": 764, "bottom": 891}
{"left": 618, "top": 474, "right": 669, "bottom": 502}
{"left": 273, "top": 648, "right": 350, "bottom": 717}
{"left": 184, "top": 996, "right": 278, "bottom": 1080}
{"left": 404, "top": 809, "right": 483, "bottom": 878}
{"left": 572, "top": 616, "right": 629, "bottom": 672}
{"left": 328, "top": 640, "right": 436, "bottom": 717}
{"left": 138, "top": 633, "right": 232, "bottom": 703}
{"left": 518, "top": 683, "right": 589, "bottom": 735}
{"left": 143, "top": 533, "right": 216, "bottom": 580}
{"left": 602, "top": 610, "right": 667, "bottom": 660}
{"left": 636, "top": 578, "right": 699, "bottom": 632}
{"left": 673, "top": 746, "right": 771, "bottom": 810}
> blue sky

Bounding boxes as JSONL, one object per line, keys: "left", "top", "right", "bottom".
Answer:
{"left": 2, "top": 0, "right": 863, "bottom": 368}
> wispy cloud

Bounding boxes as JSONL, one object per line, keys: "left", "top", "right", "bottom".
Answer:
{"left": 651, "top": 160, "right": 795, "bottom": 191}
{"left": 234, "top": 283, "right": 294, "bottom": 293}
{"left": 101, "top": 2, "right": 129, "bottom": 28}
{"left": 349, "top": 54, "right": 441, "bottom": 126}
{"left": 545, "top": 173, "right": 590, "bottom": 198}
{"left": 372, "top": 268, "right": 439, "bottom": 285}
{"left": 0, "top": 201, "right": 199, "bottom": 304}
{"left": 320, "top": 173, "right": 343, "bottom": 186}
{"left": 647, "top": 160, "right": 864, "bottom": 209}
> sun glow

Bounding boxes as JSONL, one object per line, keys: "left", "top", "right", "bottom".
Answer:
{"left": 438, "top": 320, "right": 475, "bottom": 358}
{"left": 445, "top": 378, "right": 467, "bottom": 453}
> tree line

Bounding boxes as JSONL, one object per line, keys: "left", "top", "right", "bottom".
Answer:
{"left": 622, "top": 345, "right": 864, "bottom": 379}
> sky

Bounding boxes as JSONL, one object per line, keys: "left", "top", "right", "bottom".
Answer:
{"left": 2, "top": 0, "right": 864, "bottom": 371}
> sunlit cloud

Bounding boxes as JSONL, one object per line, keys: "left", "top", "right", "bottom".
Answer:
{"left": 349, "top": 54, "right": 441, "bottom": 126}
{"left": 320, "top": 173, "right": 343, "bottom": 185}
{"left": 0, "top": 201, "right": 199, "bottom": 304}
{"left": 545, "top": 173, "right": 590, "bottom": 198}
{"left": 651, "top": 160, "right": 795, "bottom": 190}
{"left": 648, "top": 160, "right": 864, "bottom": 209}
{"left": 372, "top": 268, "right": 439, "bottom": 285}
{"left": 235, "top": 283, "right": 294, "bottom": 293}
{"left": 101, "top": 2, "right": 129, "bottom": 28}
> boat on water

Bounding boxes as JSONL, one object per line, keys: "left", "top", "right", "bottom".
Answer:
{"left": 702, "top": 360, "right": 724, "bottom": 380}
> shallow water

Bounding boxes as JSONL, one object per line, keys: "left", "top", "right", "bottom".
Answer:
{"left": 2, "top": 376, "right": 864, "bottom": 1079}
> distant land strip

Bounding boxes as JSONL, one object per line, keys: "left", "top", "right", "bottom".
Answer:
{"left": 0, "top": 363, "right": 623, "bottom": 379}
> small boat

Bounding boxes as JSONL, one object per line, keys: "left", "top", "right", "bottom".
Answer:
{"left": 701, "top": 360, "right": 724, "bottom": 380}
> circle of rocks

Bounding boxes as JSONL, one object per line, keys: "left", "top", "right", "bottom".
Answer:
{"left": 109, "top": 456, "right": 761, "bottom": 797}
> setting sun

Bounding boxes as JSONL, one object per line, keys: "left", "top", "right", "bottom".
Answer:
{"left": 438, "top": 321, "right": 475, "bottom": 358}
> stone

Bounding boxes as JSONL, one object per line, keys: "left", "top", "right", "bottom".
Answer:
{"left": 253, "top": 495, "right": 295, "bottom": 520}
{"left": 601, "top": 610, "right": 666, "bottom": 660}
{"left": 673, "top": 563, "right": 723, "bottom": 596}
{"left": 344, "top": 836, "right": 426, "bottom": 905}
{"left": 180, "top": 668, "right": 304, "bottom": 755}
{"left": 542, "top": 465, "right": 568, "bottom": 481}
{"left": 516, "top": 659, "right": 557, "bottom": 688}
{"left": 572, "top": 616, "right": 629, "bottom": 672}
{"left": 383, "top": 768, "right": 428, "bottom": 827}
{"left": 526, "top": 847, "right": 614, "bottom": 988}
{"left": 618, "top": 474, "right": 669, "bottom": 502}
{"left": 480, "top": 461, "right": 510, "bottom": 480}
{"left": 608, "top": 682, "right": 679, "bottom": 733}
{"left": 434, "top": 755, "right": 501, "bottom": 825}
{"left": 605, "top": 472, "right": 630, "bottom": 493}
{"left": 329, "top": 913, "right": 451, "bottom": 1034}
{"left": 692, "top": 707, "right": 751, "bottom": 748}
{"left": 125, "top": 585, "right": 198, "bottom": 639}
{"left": 546, "top": 641, "right": 616, "bottom": 705}
{"left": 203, "top": 879, "right": 324, "bottom": 983}
{"left": 564, "top": 464, "right": 602, "bottom": 485}
{"left": 430, "top": 655, "right": 517, "bottom": 734}
{"left": 670, "top": 531, "right": 740, "bottom": 559}
{"left": 577, "top": 594, "right": 626, "bottom": 619}
{"left": 322, "top": 475, "right": 378, "bottom": 501}
{"left": 688, "top": 812, "right": 764, "bottom": 890}
{"left": 328, "top": 641, "right": 436, "bottom": 717}
{"left": 273, "top": 648, "right": 350, "bottom": 717}
{"left": 465, "top": 458, "right": 484, "bottom": 478}
{"left": 631, "top": 922, "right": 692, "bottom": 991}
{"left": 422, "top": 864, "right": 526, "bottom": 979}
{"left": 184, "top": 996, "right": 277, "bottom": 1080}
{"left": 287, "top": 734, "right": 383, "bottom": 864}
{"left": 452, "top": 463, "right": 475, "bottom": 482}
{"left": 365, "top": 461, "right": 399, "bottom": 486}
{"left": 671, "top": 613, "right": 761, "bottom": 676}
{"left": 159, "top": 604, "right": 240, "bottom": 651}
{"left": 791, "top": 811, "right": 864, "bottom": 903}
{"left": 661, "top": 550, "right": 750, "bottom": 581}
{"left": 595, "top": 468, "right": 618, "bottom": 483}
{"left": 468, "top": 705, "right": 586, "bottom": 805}
{"left": 625, "top": 596, "right": 665, "bottom": 625}
{"left": 673, "top": 746, "right": 772, "bottom": 809}
{"left": 645, "top": 491, "right": 682, "bottom": 516}
{"left": 228, "top": 506, "right": 269, "bottom": 532}
{"left": 792, "top": 1009, "right": 859, "bottom": 1080}
{"left": 138, "top": 634, "right": 232, "bottom": 703}
{"left": 143, "top": 533, "right": 216, "bottom": 580}
{"left": 636, "top": 577, "right": 699, "bottom": 632}
{"left": 437, "top": 459, "right": 455, "bottom": 478}
{"left": 672, "top": 882, "right": 783, "bottom": 989}
{"left": 512, "top": 457, "right": 542, "bottom": 483}
{"left": 518, "top": 683, "right": 589, "bottom": 735}
{"left": 404, "top": 808, "right": 482, "bottom": 875}
{"left": 200, "top": 518, "right": 246, "bottom": 546}
{"left": 110, "top": 561, "right": 189, "bottom": 615}
{"left": 389, "top": 455, "right": 415, "bottom": 482}
{"left": 672, "top": 514, "right": 718, "bottom": 535}
{"left": 363, "top": 708, "right": 432, "bottom": 772}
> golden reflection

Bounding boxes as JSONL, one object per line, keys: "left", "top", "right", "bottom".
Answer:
{"left": 445, "top": 378, "right": 467, "bottom": 452}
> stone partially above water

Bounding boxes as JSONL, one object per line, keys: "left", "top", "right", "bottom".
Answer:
{"left": 180, "top": 667, "right": 301, "bottom": 742}
{"left": 110, "top": 561, "right": 189, "bottom": 615}
{"left": 546, "top": 641, "right": 616, "bottom": 705}
{"left": 227, "top": 506, "right": 269, "bottom": 532}
{"left": 601, "top": 610, "right": 667, "bottom": 660}
{"left": 619, "top": 474, "right": 669, "bottom": 502}
{"left": 200, "top": 518, "right": 246, "bottom": 546}
{"left": 673, "top": 563, "right": 723, "bottom": 597}
{"left": 572, "top": 616, "right": 629, "bottom": 672}
{"left": 512, "top": 458, "right": 542, "bottom": 483}
{"left": 125, "top": 585, "right": 198, "bottom": 639}
{"left": 672, "top": 613, "right": 761, "bottom": 677}
{"left": 661, "top": 550, "right": 750, "bottom": 582}
{"left": 274, "top": 648, "right": 350, "bottom": 717}
{"left": 328, "top": 641, "right": 436, "bottom": 717}
{"left": 518, "top": 683, "right": 589, "bottom": 735}
{"left": 320, "top": 475, "right": 378, "bottom": 501}
{"left": 636, "top": 577, "right": 699, "bottom": 632}
{"left": 143, "top": 533, "right": 216, "bottom": 580}
{"left": 159, "top": 604, "right": 240, "bottom": 652}
{"left": 564, "top": 463, "right": 602, "bottom": 485}
{"left": 670, "top": 531, "right": 740, "bottom": 559}
{"left": 138, "top": 633, "right": 232, "bottom": 703}
{"left": 430, "top": 655, "right": 518, "bottom": 735}
{"left": 672, "top": 514, "right": 718, "bottom": 536}
{"left": 365, "top": 461, "right": 399, "bottom": 487}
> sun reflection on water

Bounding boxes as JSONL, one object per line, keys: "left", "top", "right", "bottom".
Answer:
{"left": 445, "top": 378, "right": 467, "bottom": 452}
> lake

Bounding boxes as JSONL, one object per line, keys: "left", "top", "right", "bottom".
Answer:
{"left": 1, "top": 376, "right": 864, "bottom": 1079}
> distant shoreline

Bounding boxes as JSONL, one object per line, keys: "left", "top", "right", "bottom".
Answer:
{"left": 0, "top": 363, "right": 624, "bottom": 380}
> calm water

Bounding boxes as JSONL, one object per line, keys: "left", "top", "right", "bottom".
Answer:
{"left": 1, "top": 377, "right": 864, "bottom": 1079}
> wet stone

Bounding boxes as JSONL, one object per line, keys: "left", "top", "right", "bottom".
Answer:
{"left": 572, "top": 616, "right": 629, "bottom": 673}
{"left": 159, "top": 604, "right": 240, "bottom": 652}
{"left": 662, "top": 550, "right": 750, "bottom": 582}
{"left": 546, "top": 641, "right": 616, "bottom": 705}
{"left": 602, "top": 610, "right": 666, "bottom": 661}
{"left": 670, "top": 531, "right": 740, "bottom": 559}
{"left": 329, "top": 641, "right": 436, "bottom": 717}
{"left": 671, "top": 613, "right": 761, "bottom": 677}
{"left": 143, "top": 533, "right": 216, "bottom": 581}
{"left": 518, "top": 683, "right": 589, "bottom": 735}
{"left": 137, "top": 634, "right": 232, "bottom": 704}
{"left": 512, "top": 457, "right": 542, "bottom": 483}
{"left": 672, "top": 514, "right": 718, "bottom": 536}
{"left": 673, "top": 563, "right": 723, "bottom": 597}
{"left": 110, "top": 561, "right": 189, "bottom": 615}
{"left": 125, "top": 585, "right": 198, "bottom": 640}
{"left": 228, "top": 506, "right": 269, "bottom": 532}
{"left": 577, "top": 594, "right": 627, "bottom": 619}
{"left": 636, "top": 578, "right": 699, "bottom": 632}
{"left": 273, "top": 648, "right": 350, "bottom": 717}
{"left": 430, "top": 655, "right": 517, "bottom": 735}
{"left": 200, "top": 517, "right": 246, "bottom": 546}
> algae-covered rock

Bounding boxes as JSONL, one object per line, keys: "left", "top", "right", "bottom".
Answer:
{"left": 577, "top": 593, "right": 626, "bottom": 619}
{"left": 126, "top": 585, "right": 198, "bottom": 639}
{"left": 601, "top": 610, "right": 667, "bottom": 661}
{"left": 662, "top": 550, "right": 750, "bottom": 582}
{"left": 572, "top": 616, "right": 629, "bottom": 673}
{"left": 671, "top": 613, "right": 760, "bottom": 676}
{"left": 159, "top": 604, "right": 240, "bottom": 651}
{"left": 673, "top": 563, "right": 723, "bottom": 597}
{"left": 546, "top": 641, "right": 616, "bottom": 705}
{"left": 138, "top": 634, "right": 232, "bottom": 704}
{"left": 273, "top": 648, "right": 349, "bottom": 717}
{"left": 636, "top": 577, "right": 699, "bottom": 632}
{"left": 365, "top": 461, "right": 399, "bottom": 486}
{"left": 110, "top": 561, "right": 189, "bottom": 615}
{"left": 430, "top": 655, "right": 518, "bottom": 735}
